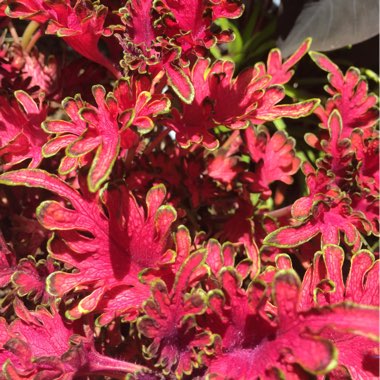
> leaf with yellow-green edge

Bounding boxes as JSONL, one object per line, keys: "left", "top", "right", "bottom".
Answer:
{"left": 165, "top": 63, "right": 195, "bottom": 104}
{"left": 0, "top": 168, "right": 177, "bottom": 325}
{"left": 265, "top": 38, "right": 312, "bottom": 85}
{"left": 243, "top": 125, "right": 301, "bottom": 200}
{"left": 253, "top": 98, "right": 320, "bottom": 121}
{"left": 310, "top": 51, "right": 378, "bottom": 138}
{"left": 206, "top": 269, "right": 379, "bottom": 379}
{"left": 300, "top": 244, "right": 379, "bottom": 309}
{"left": 0, "top": 91, "right": 48, "bottom": 169}
{"left": 165, "top": 50, "right": 320, "bottom": 149}
{"left": 42, "top": 86, "right": 121, "bottom": 192}
{"left": 45, "top": 184, "right": 177, "bottom": 325}
{"left": 137, "top": 250, "right": 210, "bottom": 378}
{"left": 0, "top": 169, "right": 81, "bottom": 204}
{"left": 11, "top": 256, "right": 56, "bottom": 304}
{"left": 0, "top": 298, "right": 151, "bottom": 378}
{"left": 264, "top": 192, "right": 371, "bottom": 251}
{"left": 113, "top": 74, "right": 171, "bottom": 133}
{"left": 263, "top": 223, "right": 320, "bottom": 248}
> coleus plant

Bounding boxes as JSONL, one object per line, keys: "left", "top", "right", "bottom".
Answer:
{"left": 0, "top": 1, "right": 378, "bottom": 379}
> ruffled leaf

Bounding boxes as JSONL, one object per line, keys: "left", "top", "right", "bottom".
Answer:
{"left": 264, "top": 192, "right": 371, "bottom": 250}
{"left": 7, "top": 1, "right": 119, "bottom": 76}
{"left": 0, "top": 299, "right": 150, "bottom": 378}
{"left": 206, "top": 270, "right": 379, "bottom": 379}
{"left": 243, "top": 125, "right": 301, "bottom": 199}
{"left": 138, "top": 250, "right": 210, "bottom": 377}
{"left": 0, "top": 91, "right": 48, "bottom": 169}
{"left": 310, "top": 51, "right": 378, "bottom": 138}
{"left": 0, "top": 169, "right": 177, "bottom": 324}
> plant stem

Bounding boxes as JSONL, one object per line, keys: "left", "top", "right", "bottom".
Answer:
{"left": 222, "top": 130, "right": 240, "bottom": 150}
{"left": 144, "top": 128, "right": 169, "bottom": 155}
{"left": 124, "top": 144, "right": 138, "bottom": 169}
{"left": 84, "top": 349, "right": 152, "bottom": 379}
{"left": 21, "top": 21, "right": 39, "bottom": 50}
{"left": 265, "top": 205, "right": 292, "bottom": 219}
{"left": 25, "top": 28, "right": 43, "bottom": 53}
{"left": 8, "top": 21, "right": 20, "bottom": 44}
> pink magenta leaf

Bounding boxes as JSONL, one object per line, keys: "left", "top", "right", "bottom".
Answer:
{"left": 253, "top": 98, "right": 320, "bottom": 121}
{"left": 11, "top": 256, "right": 55, "bottom": 304}
{"left": 262, "top": 38, "right": 312, "bottom": 85}
{"left": 165, "top": 55, "right": 319, "bottom": 148}
{"left": 0, "top": 91, "right": 48, "bottom": 169}
{"left": 206, "top": 269, "right": 379, "bottom": 378}
{"left": 205, "top": 269, "right": 338, "bottom": 378}
{"left": 137, "top": 250, "right": 209, "bottom": 377}
{"left": 157, "top": 0, "right": 243, "bottom": 53}
{"left": 165, "top": 63, "right": 195, "bottom": 104}
{"left": 0, "top": 299, "right": 152, "bottom": 378}
{"left": 7, "top": 1, "right": 119, "bottom": 76}
{"left": 310, "top": 51, "right": 379, "bottom": 138}
{"left": 263, "top": 223, "right": 320, "bottom": 248}
{"left": 243, "top": 126, "right": 301, "bottom": 198}
{"left": 0, "top": 169, "right": 81, "bottom": 203}
{"left": 346, "top": 251, "right": 379, "bottom": 305}
{"left": 0, "top": 169, "right": 177, "bottom": 323}
{"left": 83, "top": 86, "right": 120, "bottom": 192}
{"left": 264, "top": 193, "right": 371, "bottom": 250}
{"left": 0, "top": 231, "right": 16, "bottom": 289}
{"left": 44, "top": 86, "right": 121, "bottom": 192}
{"left": 300, "top": 244, "right": 379, "bottom": 309}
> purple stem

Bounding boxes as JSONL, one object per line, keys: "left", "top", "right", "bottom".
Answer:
{"left": 82, "top": 349, "right": 152, "bottom": 379}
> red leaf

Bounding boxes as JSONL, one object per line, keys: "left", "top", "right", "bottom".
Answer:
{"left": 310, "top": 51, "right": 378, "bottom": 138}
{"left": 206, "top": 269, "right": 379, "bottom": 379}
{"left": 157, "top": 0, "right": 243, "bottom": 55}
{"left": 165, "top": 57, "right": 318, "bottom": 148}
{"left": 0, "top": 299, "right": 150, "bottom": 378}
{"left": 221, "top": 200, "right": 260, "bottom": 278}
{"left": 0, "top": 91, "right": 47, "bottom": 169}
{"left": 0, "top": 169, "right": 177, "bottom": 324}
{"left": 137, "top": 251, "right": 209, "bottom": 377}
{"left": 265, "top": 192, "right": 371, "bottom": 250}
{"left": 243, "top": 125, "right": 301, "bottom": 199}
{"left": 266, "top": 38, "right": 311, "bottom": 85}
{"left": 7, "top": 1, "right": 119, "bottom": 76}
{"left": 113, "top": 75, "right": 170, "bottom": 133}
{"left": 165, "top": 63, "right": 195, "bottom": 104}
{"left": 12, "top": 257, "right": 56, "bottom": 304}
{"left": 44, "top": 86, "right": 120, "bottom": 191}
{"left": 0, "top": 230, "right": 16, "bottom": 288}
{"left": 300, "top": 244, "right": 379, "bottom": 309}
